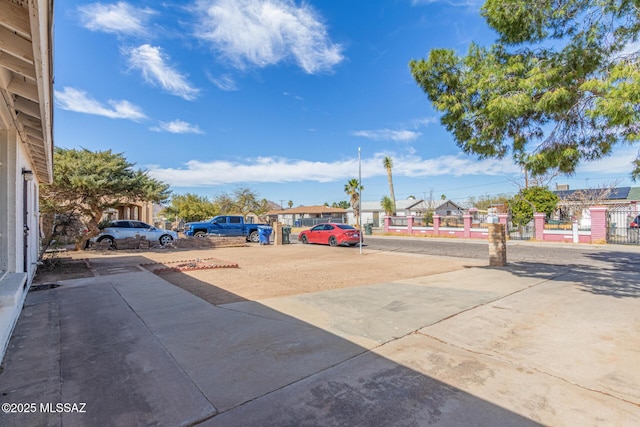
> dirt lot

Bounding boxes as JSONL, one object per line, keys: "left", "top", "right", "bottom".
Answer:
{"left": 36, "top": 243, "right": 484, "bottom": 305}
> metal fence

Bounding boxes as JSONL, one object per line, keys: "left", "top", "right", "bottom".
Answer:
{"left": 390, "top": 217, "right": 408, "bottom": 227}
{"left": 471, "top": 212, "right": 489, "bottom": 228}
{"left": 297, "top": 216, "right": 347, "bottom": 227}
{"left": 607, "top": 206, "right": 640, "bottom": 245}
{"left": 508, "top": 222, "right": 535, "bottom": 240}
{"left": 544, "top": 219, "right": 591, "bottom": 232}
{"left": 440, "top": 215, "right": 464, "bottom": 228}
{"left": 413, "top": 217, "right": 433, "bottom": 227}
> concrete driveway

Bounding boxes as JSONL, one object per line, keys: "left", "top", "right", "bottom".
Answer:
{"left": 0, "top": 248, "right": 638, "bottom": 426}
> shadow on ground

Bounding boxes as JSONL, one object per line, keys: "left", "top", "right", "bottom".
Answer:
{"left": 496, "top": 251, "right": 640, "bottom": 298}
{"left": 0, "top": 249, "right": 542, "bottom": 426}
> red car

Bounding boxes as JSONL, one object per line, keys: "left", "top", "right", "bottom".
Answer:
{"left": 298, "top": 223, "right": 362, "bottom": 246}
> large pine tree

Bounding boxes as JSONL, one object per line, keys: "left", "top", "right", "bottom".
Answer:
{"left": 410, "top": 0, "right": 640, "bottom": 179}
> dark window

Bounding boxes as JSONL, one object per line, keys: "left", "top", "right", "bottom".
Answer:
{"left": 324, "top": 224, "right": 334, "bottom": 230}
{"left": 132, "top": 221, "right": 150, "bottom": 229}
{"left": 229, "top": 217, "right": 242, "bottom": 224}
{"left": 110, "top": 221, "right": 130, "bottom": 228}
{"left": 336, "top": 224, "right": 356, "bottom": 230}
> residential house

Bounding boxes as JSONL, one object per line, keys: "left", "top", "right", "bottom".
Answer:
{"left": 103, "top": 200, "right": 155, "bottom": 225}
{"left": 267, "top": 205, "right": 347, "bottom": 227}
{"left": 0, "top": 0, "right": 54, "bottom": 361}
{"left": 347, "top": 198, "right": 428, "bottom": 227}
{"left": 434, "top": 200, "right": 466, "bottom": 217}
{"left": 554, "top": 186, "right": 640, "bottom": 228}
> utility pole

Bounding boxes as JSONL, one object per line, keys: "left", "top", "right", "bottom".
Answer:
{"left": 358, "top": 147, "right": 363, "bottom": 255}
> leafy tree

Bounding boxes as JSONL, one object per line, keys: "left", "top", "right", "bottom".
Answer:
{"left": 288, "top": 200, "right": 293, "bottom": 209}
{"left": 212, "top": 187, "right": 269, "bottom": 216}
{"left": 466, "top": 194, "right": 511, "bottom": 210}
{"left": 213, "top": 192, "right": 236, "bottom": 214}
{"left": 508, "top": 186, "right": 559, "bottom": 226}
{"left": 381, "top": 196, "right": 395, "bottom": 216}
{"left": 331, "top": 200, "right": 350, "bottom": 209}
{"left": 382, "top": 156, "right": 397, "bottom": 215}
{"left": 40, "top": 148, "right": 170, "bottom": 250}
{"left": 410, "top": 0, "right": 640, "bottom": 179}
{"left": 232, "top": 187, "right": 265, "bottom": 216}
{"left": 161, "top": 193, "right": 217, "bottom": 223}
{"left": 344, "top": 178, "right": 364, "bottom": 225}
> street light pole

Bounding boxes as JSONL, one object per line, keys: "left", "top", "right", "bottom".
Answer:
{"left": 358, "top": 147, "right": 363, "bottom": 254}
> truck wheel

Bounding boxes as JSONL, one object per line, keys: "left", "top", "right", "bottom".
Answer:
{"left": 248, "top": 230, "right": 259, "bottom": 243}
{"left": 194, "top": 231, "right": 207, "bottom": 238}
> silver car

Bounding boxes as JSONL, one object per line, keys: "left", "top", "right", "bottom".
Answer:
{"left": 93, "top": 220, "right": 178, "bottom": 247}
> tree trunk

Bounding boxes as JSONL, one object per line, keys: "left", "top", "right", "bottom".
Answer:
{"left": 387, "top": 168, "right": 396, "bottom": 215}
{"left": 75, "top": 210, "right": 102, "bottom": 251}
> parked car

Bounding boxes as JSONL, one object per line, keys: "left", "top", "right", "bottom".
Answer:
{"left": 298, "top": 223, "right": 362, "bottom": 247}
{"left": 631, "top": 215, "right": 640, "bottom": 228}
{"left": 92, "top": 220, "right": 178, "bottom": 247}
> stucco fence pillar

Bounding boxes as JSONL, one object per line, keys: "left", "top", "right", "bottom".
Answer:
{"left": 534, "top": 213, "right": 546, "bottom": 241}
{"left": 463, "top": 214, "right": 472, "bottom": 238}
{"left": 433, "top": 215, "right": 441, "bottom": 236}
{"left": 589, "top": 207, "right": 608, "bottom": 243}
{"left": 407, "top": 216, "right": 414, "bottom": 234}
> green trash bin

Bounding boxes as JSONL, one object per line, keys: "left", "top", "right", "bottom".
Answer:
{"left": 364, "top": 223, "right": 373, "bottom": 235}
{"left": 282, "top": 226, "right": 291, "bottom": 244}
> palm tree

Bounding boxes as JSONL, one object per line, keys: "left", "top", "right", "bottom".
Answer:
{"left": 288, "top": 200, "right": 293, "bottom": 209}
{"left": 344, "top": 178, "right": 363, "bottom": 225}
{"left": 381, "top": 196, "right": 395, "bottom": 216}
{"left": 383, "top": 156, "right": 396, "bottom": 215}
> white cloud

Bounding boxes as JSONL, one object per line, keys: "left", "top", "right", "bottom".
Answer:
{"left": 54, "top": 87, "right": 147, "bottom": 121}
{"left": 620, "top": 40, "right": 640, "bottom": 57}
{"left": 352, "top": 129, "right": 422, "bottom": 142}
{"left": 283, "top": 92, "right": 303, "bottom": 101}
{"left": 78, "top": 2, "right": 156, "bottom": 36}
{"left": 208, "top": 74, "right": 239, "bottom": 91}
{"left": 127, "top": 44, "right": 200, "bottom": 100}
{"left": 575, "top": 146, "right": 639, "bottom": 174}
{"left": 150, "top": 120, "right": 204, "bottom": 134}
{"left": 147, "top": 153, "right": 519, "bottom": 187}
{"left": 393, "top": 154, "right": 520, "bottom": 177}
{"left": 193, "top": 0, "right": 344, "bottom": 74}
{"left": 412, "top": 116, "right": 438, "bottom": 127}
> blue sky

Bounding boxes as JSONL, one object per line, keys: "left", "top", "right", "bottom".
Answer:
{"left": 54, "top": 0, "right": 639, "bottom": 207}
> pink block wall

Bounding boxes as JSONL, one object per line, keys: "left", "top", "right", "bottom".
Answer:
{"left": 382, "top": 206, "right": 609, "bottom": 245}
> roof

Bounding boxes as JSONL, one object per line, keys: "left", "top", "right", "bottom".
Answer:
{"left": 355, "top": 198, "right": 426, "bottom": 212}
{"left": 434, "top": 200, "right": 465, "bottom": 211}
{"left": 268, "top": 205, "right": 347, "bottom": 215}
{"left": 0, "top": 0, "right": 54, "bottom": 183}
{"left": 555, "top": 187, "right": 640, "bottom": 201}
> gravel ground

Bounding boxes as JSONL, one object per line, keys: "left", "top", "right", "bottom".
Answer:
{"left": 38, "top": 243, "right": 484, "bottom": 305}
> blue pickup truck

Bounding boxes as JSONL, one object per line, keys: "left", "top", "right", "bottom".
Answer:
{"left": 183, "top": 215, "right": 267, "bottom": 242}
